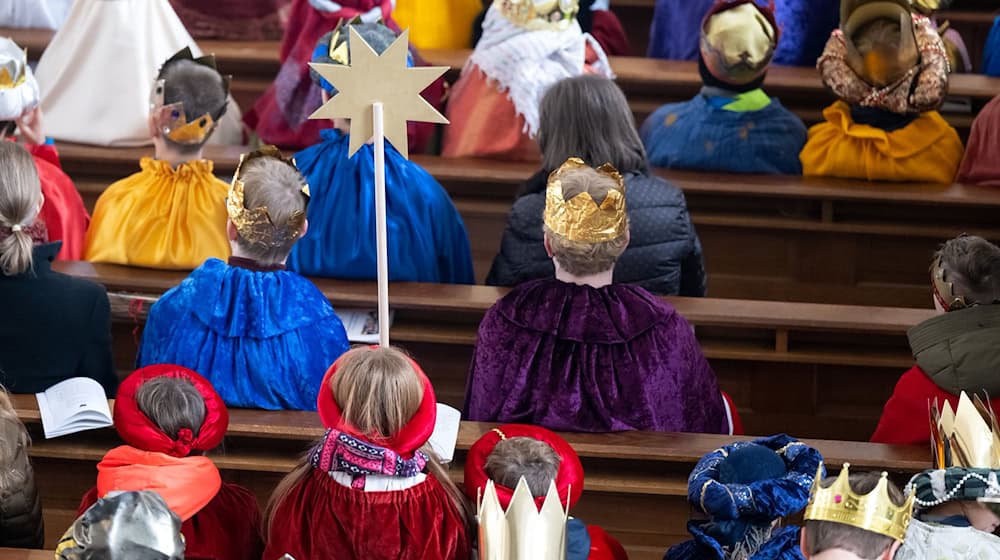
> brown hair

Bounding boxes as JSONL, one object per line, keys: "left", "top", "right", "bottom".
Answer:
{"left": 935, "top": 235, "right": 1000, "bottom": 307}
{"left": 159, "top": 59, "right": 228, "bottom": 154}
{"left": 538, "top": 75, "right": 648, "bottom": 175}
{"left": 0, "top": 386, "right": 30, "bottom": 491}
{"left": 233, "top": 156, "right": 309, "bottom": 265}
{"left": 265, "top": 347, "right": 474, "bottom": 538}
{"left": 852, "top": 18, "right": 902, "bottom": 53}
{"left": 544, "top": 166, "right": 629, "bottom": 276}
{"left": 485, "top": 437, "right": 562, "bottom": 498}
{"left": 135, "top": 376, "right": 207, "bottom": 442}
{"left": 0, "top": 142, "right": 42, "bottom": 276}
{"left": 804, "top": 472, "right": 906, "bottom": 558}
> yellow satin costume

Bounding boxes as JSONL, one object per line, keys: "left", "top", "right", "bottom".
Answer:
{"left": 800, "top": 101, "right": 964, "bottom": 184}
{"left": 84, "top": 158, "right": 230, "bottom": 269}
{"left": 393, "top": 0, "right": 481, "bottom": 49}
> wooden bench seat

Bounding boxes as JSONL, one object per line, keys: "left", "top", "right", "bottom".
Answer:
{"left": 11, "top": 395, "right": 929, "bottom": 559}
{"left": 0, "top": 549, "right": 52, "bottom": 560}
{"left": 56, "top": 142, "right": 1000, "bottom": 308}
{"left": 53, "top": 260, "right": 935, "bottom": 442}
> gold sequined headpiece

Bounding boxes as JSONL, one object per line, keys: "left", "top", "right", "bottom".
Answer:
{"left": 226, "top": 146, "right": 310, "bottom": 249}
{"left": 804, "top": 462, "right": 914, "bottom": 542}
{"left": 150, "top": 47, "right": 232, "bottom": 146}
{"left": 543, "top": 158, "right": 627, "bottom": 243}
{"left": 497, "top": 0, "right": 580, "bottom": 31}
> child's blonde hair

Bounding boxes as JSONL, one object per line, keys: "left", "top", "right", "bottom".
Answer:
{"left": 265, "top": 346, "right": 473, "bottom": 537}
{"left": 0, "top": 142, "right": 42, "bottom": 277}
{"left": 135, "top": 376, "right": 207, "bottom": 444}
{"left": 0, "top": 386, "right": 30, "bottom": 491}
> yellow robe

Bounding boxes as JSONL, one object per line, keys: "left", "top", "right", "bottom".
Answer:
{"left": 84, "top": 158, "right": 230, "bottom": 269}
{"left": 800, "top": 101, "right": 964, "bottom": 184}
{"left": 393, "top": 0, "right": 481, "bottom": 50}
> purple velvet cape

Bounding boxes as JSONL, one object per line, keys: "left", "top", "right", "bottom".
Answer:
{"left": 463, "top": 279, "right": 729, "bottom": 434}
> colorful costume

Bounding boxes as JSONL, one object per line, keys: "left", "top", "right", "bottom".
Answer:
{"left": 442, "top": 0, "right": 612, "bottom": 160}
{"left": 986, "top": 16, "right": 1000, "bottom": 77}
{"left": 34, "top": 0, "right": 243, "bottom": 147}
{"left": 168, "top": 0, "right": 291, "bottom": 40}
{"left": 465, "top": 424, "right": 628, "bottom": 560}
{"left": 800, "top": 4, "right": 962, "bottom": 183}
{"left": 641, "top": 1, "right": 807, "bottom": 175}
{"left": 472, "top": 0, "right": 630, "bottom": 56}
{"left": 957, "top": 95, "right": 1000, "bottom": 186}
{"left": 665, "top": 435, "right": 822, "bottom": 560}
{"left": 647, "top": 0, "right": 839, "bottom": 67}
{"left": 77, "top": 366, "right": 263, "bottom": 560}
{"left": 394, "top": 0, "right": 481, "bottom": 49}
{"left": 59, "top": 492, "right": 184, "bottom": 560}
{"left": 0, "top": 0, "right": 72, "bottom": 29}
{"left": 0, "top": 38, "right": 89, "bottom": 260}
{"left": 263, "top": 353, "right": 472, "bottom": 560}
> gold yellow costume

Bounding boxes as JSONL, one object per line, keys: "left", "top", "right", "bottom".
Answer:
{"left": 84, "top": 158, "right": 230, "bottom": 269}
{"left": 800, "top": 101, "right": 963, "bottom": 184}
{"left": 393, "top": 0, "right": 482, "bottom": 49}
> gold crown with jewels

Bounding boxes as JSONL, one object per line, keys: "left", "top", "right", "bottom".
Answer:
{"left": 804, "top": 462, "right": 914, "bottom": 542}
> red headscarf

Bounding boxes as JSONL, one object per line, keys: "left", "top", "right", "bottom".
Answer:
{"left": 113, "top": 365, "right": 229, "bottom": 458}
{"left": 316, "top": 348, "right": 437, "bottom": 458}
{"left": 464, "top": 424, "right": 584, "bottom": 511}
{"left": 958, "top": 95, "right": 1000, "bottom": 187}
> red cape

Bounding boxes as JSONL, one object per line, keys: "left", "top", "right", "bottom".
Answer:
{"left": 871, "top": 365, "right": 1000, "bottom": 445}
{"left": 26, "top": 144, "right": 88, "bottom": 261}
{"left": 79, "top": 482, "right": 263, "bottom": 560}
{"left": 264, "top": 468, "right": 470, "bottom": 560}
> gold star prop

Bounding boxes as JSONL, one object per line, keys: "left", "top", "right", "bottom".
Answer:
{"left": 308, "top": 27, "right": 448, "bottom": 160}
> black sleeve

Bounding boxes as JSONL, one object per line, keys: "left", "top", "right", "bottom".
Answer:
{"left": 678, "top": 210, "right": 707, "bottom": 298}
{"left": 78, "top": 288, "right": 118, "bottom": 397}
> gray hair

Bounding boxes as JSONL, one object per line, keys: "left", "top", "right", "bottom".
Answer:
{"left": 538, "top": 75, "right": 648, "bottom": 174}
{"left": 160, "top": 58, "right": 229, "bottom": 154}
{"left": 484, "top": 437, "right": 562, "bottom": 498}
{"left": 234, "top": 156, "right": 310, "bottom": 265}
{"left": 135, "top": 376, "right": 207, "bottom": 442}
{"left": 0, "top": 142, "right": 42, "bottom": 276}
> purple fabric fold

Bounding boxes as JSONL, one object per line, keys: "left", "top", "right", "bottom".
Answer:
{"left": 464, "top": 278, "right": 728, "bottom": 434}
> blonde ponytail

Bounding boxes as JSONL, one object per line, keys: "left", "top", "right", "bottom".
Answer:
{"left": 0, "top": 142, "right": 42, "bottom": 277}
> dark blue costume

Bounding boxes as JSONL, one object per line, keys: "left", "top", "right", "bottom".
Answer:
{"left": 138, "top": 258, "right": 350, "bottom": 410}
{"left": 640, "top": 92, "right": 807, "bottom": 175}
{"left": 985, "top": 16, "right": 1000, "bottom": 77}
{"left": 286, "top": 130, "right": 474, "bottom": 283}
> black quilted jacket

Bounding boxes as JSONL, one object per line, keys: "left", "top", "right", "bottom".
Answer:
{"left": 486, "top": 171, "right": 707, "bottom": 296}
{"left": 0, "top": 423, "right": 44, "bottom": 549}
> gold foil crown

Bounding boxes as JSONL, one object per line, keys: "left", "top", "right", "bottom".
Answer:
{"left": 804, "top": 462, "right": 914, "bottom": 542}
{"left": 226, "top": 146, "right": 310, "bottom": 249}
{"left": 930, "top": 392, "right": 1000, "bottom": 469}
{"left": 543, "top": 158, "right": 627, "bottom": 244}
{"left": 478, "top": 478, "right": 569, "bottom": 560}
{"left": 150, "top": 47, "right": 232, "bottom": 146}
{"left": 498, "top": 0, "right": 580, "bottom": 31}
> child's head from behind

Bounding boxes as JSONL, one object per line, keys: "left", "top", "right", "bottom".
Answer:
{"left": 846, "top": 7, "right": 917, "bottom": 88}
{"left": 0, "top": 141, "right": 43, "bottom": 277}
{"left": 151, "top": 53, "right": 229, "bottom": 156}
{"left": 329, "top": 346, "right": 424, "bottom": 441}
{"left": 228, "top": 151, "right": 310, "bottom": 266}
{"left": 802, "top": 472, "right": 907, "bottom": 560}
{"left": 484, "top": 437, "right": 562, "bottom": 498}
{"left": 135, "top": 375, "right": 207, "bottom": 442}
{"left": 932, "top": 235, "right": 1000, "bottom": 312}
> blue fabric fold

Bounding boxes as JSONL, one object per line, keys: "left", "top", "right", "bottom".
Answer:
{"left": 986, "top": 17, "right": 1000, "bottom": 77}
{"left": 138, "top": 259, "right": 350, "bottom": 410}
{"left": 287, "top": 129, "right": 474, "bottom": 284}
{"left": 665, "top": 525, "right": 805, "bottom": 560}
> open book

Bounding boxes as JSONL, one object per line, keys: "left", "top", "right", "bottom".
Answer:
{"left": 35, "top": 377, "right": 113, "bottom": 439}
{"left": 335, "top": 308, "right": 396, "bottom": 344}
{"left": 427, "top": 403, "right": 462, "bottom": 464}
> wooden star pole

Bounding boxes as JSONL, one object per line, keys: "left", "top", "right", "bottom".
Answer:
{"left": 309, "top": 28, "right": 448, "bottom": 347}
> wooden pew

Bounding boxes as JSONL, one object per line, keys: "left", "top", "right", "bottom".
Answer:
{"left": 53, "top": 260, "right": 936, "bottom": 442}
{"left": 0, "top": 549, "right": 52, "bottom": 560}
{"left": 56, "top": 142, "right": 1000, "bottom": 308}
{"left": 8, "top": 28, "right": 993, "bottom": 137}
{"left": 12, "top": 395, "right": 929, "bottom": 560}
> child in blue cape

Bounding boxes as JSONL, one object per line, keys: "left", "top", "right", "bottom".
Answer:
{"left": 286, "top": 21, "right": 474, "bottom": 284}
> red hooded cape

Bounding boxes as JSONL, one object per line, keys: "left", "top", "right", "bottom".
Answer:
{"left": 26, "top": 144, "right": 88, "bottom": 260}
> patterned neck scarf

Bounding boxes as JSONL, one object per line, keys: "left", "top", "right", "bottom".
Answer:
{"left": 310, "top": 428, "right": 429, "bottom": 489}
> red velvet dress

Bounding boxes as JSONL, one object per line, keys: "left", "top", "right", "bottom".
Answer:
{"left": 79, "top": 483, "right": 263, "bottom": 560}
{"left": 25, "top": 144, "right": 88, "bottom": 260}
{"left": 871, "top": 365, "right": 1000, "bottom": 445}
{"left": 263, "top": 469, "right": 470, "bottom": 560}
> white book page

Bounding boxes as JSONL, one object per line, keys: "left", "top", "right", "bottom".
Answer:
{"left": 427, "top": 403, "right": 461, "bottom": 464}
{"left": 35, "top": 377, "right": 112, "bottom": 439}
{"left": 335, "top": 308, "right": 396, "bottom": 344}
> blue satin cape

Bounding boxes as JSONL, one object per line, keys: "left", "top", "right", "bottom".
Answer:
{"left": 640, "top": 94, "right": 807, "bottom": 175}
{"left": 986, "top": 17, "right": 1000, "bottom": 77}
{"left": 137, "top": 259, "right": 350, "bottom": 410}
{"left": 287, "top": 129, "right": 474, "bottom": 283}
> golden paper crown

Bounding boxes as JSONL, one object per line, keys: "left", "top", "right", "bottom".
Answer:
{"left": 227, "top": 146, "right": 310, "bottom": 249}
{"left": 543, "top": 158, "right": 627, "bottom": 244}
{"left": 478, "top": 478, "right": 569, "bottom": 560}
{"left": 804, "top": 463, "right": 914, "bottom": 542}
{"left": 150, "top": 47, "right": 232, "bottom": 146}
{"left": 497, "top": 0, "right": 580, "bottom": 31}
{"left": 930, "top": 392, "right": 1000, "bottom": 469}
{"left": 700, "top": 2, "right": 777, "bottom": 86}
